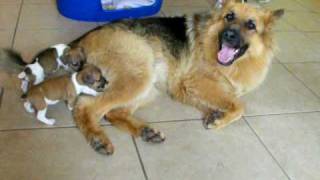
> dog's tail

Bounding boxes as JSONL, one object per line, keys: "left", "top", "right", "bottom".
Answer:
{"left": 0, "top": 48, "right": 26, "bottom": 65}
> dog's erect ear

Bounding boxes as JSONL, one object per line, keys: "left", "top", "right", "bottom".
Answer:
{"left": 212, "top": 0, "right": 235, "bottom": 9}
{"left": 272, "top": 9, "right": 285, "bottom": 20}
{"left": 264, "top": 9, "right": 285, "bottom": 29}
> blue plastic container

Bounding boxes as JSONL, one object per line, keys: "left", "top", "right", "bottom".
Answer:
{"left": 57, "top": 0, "right": 163, "bottom": 22}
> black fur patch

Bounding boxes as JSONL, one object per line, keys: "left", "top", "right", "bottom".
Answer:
{"left": 24, "top": 67, "right": 32, "bottom": 75}
{"left": 124, "top": 17, "right": 189, "bottom": 58}
{"left": 69, "top": 17, "right": 189, "bottom": 59}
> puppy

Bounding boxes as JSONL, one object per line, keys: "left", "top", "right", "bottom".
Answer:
{"left": 18, "top": 44, "right": 86, "bottom": 93}
{"left": 22, "top": 64, "right": 108, "bottom": 125}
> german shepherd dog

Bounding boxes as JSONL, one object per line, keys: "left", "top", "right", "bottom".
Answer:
{"left": 4, "top": 0, "right": 283, "bottom": 154}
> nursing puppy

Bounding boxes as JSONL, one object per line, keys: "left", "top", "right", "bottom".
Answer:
{"left": 22, "top": 64, "right": 108, "bottom": 125}
{"left": 18, "top": 44, "right": 86, "bottom": 93}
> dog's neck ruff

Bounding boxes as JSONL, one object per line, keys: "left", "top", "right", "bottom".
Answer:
{"left": 71, "top": 73, "right": 98, "bottom": 96}
{"left": 51, "top": 44, "right": 69, "bottom": 70}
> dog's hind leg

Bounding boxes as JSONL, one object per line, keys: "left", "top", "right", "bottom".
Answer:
{"left": 73, "top": 96, "right": 114, "bottom": 155}
{"left": 73, "top": 67, "right": 156, "bottom": 154}
{"left": 106, "top": 108, "right": 165, "bottom": 143}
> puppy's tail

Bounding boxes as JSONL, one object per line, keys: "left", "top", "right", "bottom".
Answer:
{"left": 0, "top": 49, "right": 27, "bottom": 66}
{"left": 21, "top": 93, "right": 27, "bottom": 99}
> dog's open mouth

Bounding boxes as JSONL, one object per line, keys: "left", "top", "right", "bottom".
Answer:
{"left": 217, "top": 43, "right": 249, "bottom": 66}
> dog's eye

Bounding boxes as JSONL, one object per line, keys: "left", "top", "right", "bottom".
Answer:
{"left": 246, "top": 20, "right": 256, "bottom": 30}
{"left": 225, "top": 12, "right": 235, "bottom": 22}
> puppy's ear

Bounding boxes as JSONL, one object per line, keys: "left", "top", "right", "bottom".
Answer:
{"left": 83, "top": 73, "right": 95, "bottom": 85}
{"left": 77, "top": 47, "right": 86, "bottom": 61}
{"left": 62, "top": 46, "right": 71, "bottom": 56}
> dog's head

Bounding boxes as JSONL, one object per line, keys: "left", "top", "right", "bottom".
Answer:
{"left": 61, "top": 46, "right": 86, "bottom": 71}
{"left": 77, "top": 64, "right": 108, "bottom": 92}
{"left": 205, "top": 0, "right": 284, "bottom": 66}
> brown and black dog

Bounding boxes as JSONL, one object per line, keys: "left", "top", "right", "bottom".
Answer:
{"left": 3, "top": 0, "right": 284, "bottom": 154}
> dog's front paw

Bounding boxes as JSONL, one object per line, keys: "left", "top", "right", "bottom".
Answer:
{"left": 141, "top": 127, "right": 165, "bottom": 143}
{"left": 202, "top": 110, "right": 224, "bottom": 129}
{"left": 90, "top": 136, "right": 114, "bottom": 155}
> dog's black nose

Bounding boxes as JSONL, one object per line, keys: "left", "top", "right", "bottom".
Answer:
{"left": 222, "top": 29, "right": 240, "bottom": 45}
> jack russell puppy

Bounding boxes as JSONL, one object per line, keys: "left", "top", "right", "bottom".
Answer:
{"left": 22, "top": 64, "right": 108, "bottom": 125}
{"left": 18, "top": 44, "right": 86, "bottom": 93}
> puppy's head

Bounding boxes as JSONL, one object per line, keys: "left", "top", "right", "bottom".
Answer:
{"left": 61, "top": 47, "right": 86, "bottom": 71}
{"left": 205, "top": 0, "right": 284, "bottom": 66}
{"left": 77, "top": 64, "right": 108, "bottom": 92}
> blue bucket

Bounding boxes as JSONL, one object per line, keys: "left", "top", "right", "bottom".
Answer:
{"left": 57, "top": 0, "right": 163, "bottom": 22}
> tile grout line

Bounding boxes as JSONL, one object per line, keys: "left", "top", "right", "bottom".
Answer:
{"left": 132, "top": 137, "right": 149, "bottom": 180}
{"left": 0, "top": 87, "right": 3, "bottom": 109}
{"left": 281, "top": 61, "right": 320, "bottom": 64}
{"left": 243, "top": 117, "right": 292, "bottom": 180}
{"left": 244, "top": 110, "right": 320, "bottom": 118}
{"left": 279, "top": 62, "right": 320, "bottom": 100}
{"left": 10, "top": 0, "right": 24, "bottom": 49}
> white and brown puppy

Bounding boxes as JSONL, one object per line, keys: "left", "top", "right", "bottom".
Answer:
{"left": 22, "top": 64, "right": 108, "bottom": 125}
{"left": 18, "top": 44, "right": 86, "bottom": 93}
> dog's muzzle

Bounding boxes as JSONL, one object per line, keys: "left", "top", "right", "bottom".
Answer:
{"left": 218, "top": 28, "right": 249, "bottom": 66}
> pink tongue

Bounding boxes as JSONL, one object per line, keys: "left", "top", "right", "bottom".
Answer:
{"left": 218, "top": 44, "right": 237, "bottom": 64}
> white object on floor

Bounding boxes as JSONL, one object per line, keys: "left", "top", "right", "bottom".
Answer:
{"left": 101, "top": 0, "right": 155, "bottom": 10}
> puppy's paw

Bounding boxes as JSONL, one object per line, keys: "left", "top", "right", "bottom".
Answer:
{"left": 42, "top": 118, "right": 56, "bottom": 126}
{"left": 141, "top": 127, "right": 165, "bottom": 143}
{"left": 202, "top": 110, "right": 224, "bottom": 129}
{"left": 67, "top": 104, "right": 73, "bottom": 111}
{"left": 90, "top": 136, "right": 114, "bottom": 155}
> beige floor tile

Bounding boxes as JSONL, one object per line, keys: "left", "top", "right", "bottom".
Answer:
{"left": 273, "top": 19, "right": 296, "bottom": 31}
{"left": 246, "top": 112, "right": 320, "bottom": 180}
{"left": 18, "top": 4, "right": 97, "bottom": 30}
{"left": 0, "top": 127, "right": 144, "bottom": 180}
{"left": 24, "top": 0, "right": 55, "bottom": 4}
{"left": 284, "top": 12, "right": 320, "bottom": 32}
{"left": 295, "top": 0, "right": 320, "bottom": 13}
{"left": 285, "top": 63, "right": 320, "bottom": 97}
{"left": 0, "top": 30, "right": 14, "bottom": 48}
{"left": 275, "top": 31, "right": 320, "bottom": 63}
{"left": 136, "top": 120, "right": 288, "bottom": 180}
{"left": 304, "top": 32, "right": 320, "bottom": 44}
{"left": 162, "top": 5, "right": 210, "bottom": 16}
{"left": 258, "top": 0, "right": 308, "bottom": 11}
{"left": 0, "top": 4, "right": 20, "bottom": 30}
{"left": 0, "top": 0, "right": 21, "bottom": 4}
{"left": 135, "top": 92, "right": 201, "bottom": 122}
{"left": 13, "top": 28, "right": 96, "bottom": 62}
{"left": 242, "top": 64, "right": 320, "bottom": 116}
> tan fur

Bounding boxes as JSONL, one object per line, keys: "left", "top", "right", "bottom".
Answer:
{"left": 71, "top": 1, "right": 283, "bottom": 154}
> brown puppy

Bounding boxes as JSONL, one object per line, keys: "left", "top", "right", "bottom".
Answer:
{"left": 18, "top": 44, "right": 86, "bottom": 93}
{"left": 17, "top": 0, "right": 282, "bottom": 154}
{"left": 22, "top": 64, "right": 108, "bottom": 125}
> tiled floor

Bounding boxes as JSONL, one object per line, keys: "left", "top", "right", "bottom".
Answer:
{"left": 0, "top": 0, "right": 319, "bottom": 180}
